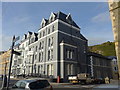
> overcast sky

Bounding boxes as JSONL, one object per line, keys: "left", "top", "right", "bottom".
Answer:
{"left": 0, "top": 2, "right": 114, "bottom": 51}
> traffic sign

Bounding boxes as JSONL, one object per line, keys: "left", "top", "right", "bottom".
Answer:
{"left": 13, "top": 50, "right": 21, "bottom": 55}
{"left": 13, "top": 36, "right": 20, "bottom": 42}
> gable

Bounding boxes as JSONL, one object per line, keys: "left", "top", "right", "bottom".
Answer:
{"left": 49, "top": 12, "right": 56, "bottom": 23}
{"left": 41, "top": 18, "right": 47, "bottom": 28}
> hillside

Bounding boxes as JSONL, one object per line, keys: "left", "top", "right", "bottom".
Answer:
{"left": 89, "top": 41, "right": 116, "bottom": 56}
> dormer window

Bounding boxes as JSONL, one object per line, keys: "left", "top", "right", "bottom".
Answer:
{"left": 49, "top": 12, "right": 56, "bottom": 23}
{"left": 22, "top": 34, "right": 27, "bottom": 41}
{"left": 51, "top": 17, "right": 53, "bottom": 22}
{"left": 42, "top": 23, "right": 44, "bottom": 28}
{"left": 41, "top": 18, "right": 47, "bottom": 28}
{"left": 31, "top": 38, "right": 34, "bottom": 43}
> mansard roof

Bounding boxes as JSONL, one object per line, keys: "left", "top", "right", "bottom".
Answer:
{"left": 56, "top": 11, "right": 80, "bottom": 28}
{"left": 23, "top": 34, "right": 27, "bottom": 39}
{"left": 27, "top": 31, "right": 32, "bottom": 38}
{"left": 32, "top": 32, "right": 38, "bottom": 37}
{"left": 41, "top": 18, "right": 48, "bottom": 26}
{"left": 40, "top": 11, "right": 80, "bottom": 29}
{"left": 107, "top": 56, "right": 117, "bottom": 59}
{"left": 87, "top": 52, "right": 111, "bottom": 60}
{"left": 28, "top": 31, "right": 32, "bottom": 35}
{"left": 79, "top": 34, "right": 88, "bottom": 41}
{"left": 49, "top": 12, "right": 56, "bottom": 20}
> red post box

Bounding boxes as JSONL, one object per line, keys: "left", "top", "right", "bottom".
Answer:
{"left": 57, "top": 76, "right": 60, "bottom": 83}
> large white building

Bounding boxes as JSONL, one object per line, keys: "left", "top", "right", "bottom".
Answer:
{"left": 12, "top": 11, "right": 88, "bottom": 82}
{"left": 11, "top": 11, "right": 113, "bottom": 82}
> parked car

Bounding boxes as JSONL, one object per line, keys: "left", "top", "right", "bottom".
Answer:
{"left": 68, "top": 73, "right": 93, "bottom": 84}
{"left": 12, "top": 78, "right": 53, "bottom": 90}
{"left": 93, "top": 78, "right": 105, "bottom": 84}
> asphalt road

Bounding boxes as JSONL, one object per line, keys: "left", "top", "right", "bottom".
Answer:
{"left": 1, "top": 78, "right": 119, "bottom": 90}
{"left": 0, "top": 78, "right": 95, "bottom": 90}
{"left": 51, "top": 83, "right": 96, "bottom": 89}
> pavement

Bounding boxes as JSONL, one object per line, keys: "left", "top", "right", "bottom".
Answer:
{"left": 50, "top": 79, "right": 120, "bottom": 90}
{"left": 93, "top": 79, "right": 120, "bottom": 90}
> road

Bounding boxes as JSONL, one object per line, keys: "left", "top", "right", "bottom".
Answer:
{"left": 0, "top": 78, "right": 119, "bottom": 90}
{"left": 0, "top": 78, "right": 96, "bottom": 89}
{"left": 51, "top": 83, "right": 96, "bottom": 89}
{"left": 93, "top": 80, "right": 120, "bottom": 90}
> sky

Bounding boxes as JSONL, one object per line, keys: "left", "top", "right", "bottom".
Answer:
{"left": 0, "top": 2, "right": 114, "bottom": 51}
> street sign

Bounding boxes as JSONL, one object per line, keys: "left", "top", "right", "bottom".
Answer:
{"left": 13, "top": 36, "right": 20, "bottom": 42}
{"left": 13, "top": 50, "right": 21, "bottom": 55}
{"left": 6, "top": 35, "right": 20, "bottom": 90}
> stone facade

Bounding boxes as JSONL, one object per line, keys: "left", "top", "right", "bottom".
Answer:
{"left": 108, "top": 0, "right": 120, "bottom": 79}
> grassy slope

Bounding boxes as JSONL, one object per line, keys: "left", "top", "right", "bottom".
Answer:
{"left": 89, "top": 41, "right": 116, "bottom": 56}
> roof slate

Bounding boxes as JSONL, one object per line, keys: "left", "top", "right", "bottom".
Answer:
{"left": 40, "top": 11, "right": 80, "bottom": 29}
{"left": 56, "top": 11, "right": 80, "bottom": 29}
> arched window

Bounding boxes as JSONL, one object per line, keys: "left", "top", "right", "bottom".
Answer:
{"left": 70, "top": 51, "right": 72, "bottom": 59}
{"left": 67, "top": 64, "right": 70, "bottom": 75}
{"left": 42, "top": 22, "right": 44, "bottom": 28}
{"left": 39, "top": 53, "right": 41, "bottom": 62}
{"left": 51, "top": 37, "right": 53, "bottom": 46}
{"left": 42, "top": 41, "right": 44, "bottom": 49}
{"left": 51, "top": 17, "right": 53, "bottom": 22}
{"left": 43, "top": 31, "right": 45, "bottom": 36}
{"left": 67, "top": 50, "right": 69, "bottom": 58}
{"left": 39, "top": 42, "right": 41, "bottom": 50}
{"left": 71, "top": 64, "right": 73, "bottom": 75}
{"left": 51, "top": 49, "right": 53, "bottom": 59}
{"left": 52, "top": 25, "right": 55, "bottom": 32}
{"left": 69, "top": 50, "right": 71, "bottom": 59}
{"left": 48, "top": 28, "right": 50, "bottom": 34}
{"left": 48, "top": 38, "right": 51, "bottom": 47}
{"left": 72, "top": 50, "right": 74, "bottom": 59}
{"left": 36, "top": 46, "right": 37, "bottom": 51}
{"left": 48, "top": 50, "right": 50, "bottom": 60}
{"left": 41, "top": 52, "right": 43, "bottom": 61}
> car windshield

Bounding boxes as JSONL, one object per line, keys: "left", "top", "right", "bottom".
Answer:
{"left": 29, "top": 80, "right": 50, "bottom": 89}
